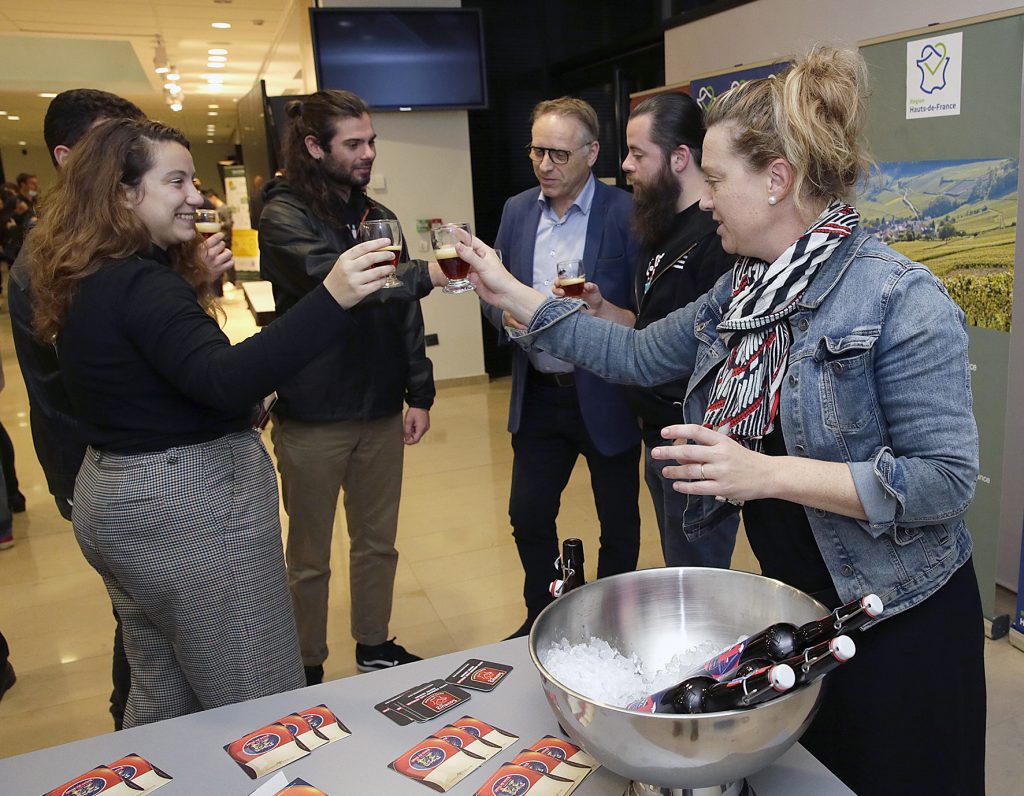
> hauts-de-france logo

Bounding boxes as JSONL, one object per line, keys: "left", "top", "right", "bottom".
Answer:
{"left": 302, "top": 713, "right": 323, "bottom": 729}
{"left": 519, "top": 758, "right": 551, "bottom": 774}
{"left": 243, "top": 731, "right": 282, "bottom": 756}
{"left": 916, "top": 42, "right": 950, "bottom": 94}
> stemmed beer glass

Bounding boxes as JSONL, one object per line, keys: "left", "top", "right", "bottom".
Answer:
{"left": 431, "top": 223, "right": 474, "bottom": 294}
{"left": 358, "top": 218, "right": 404, "bottom": 289}
{"left": 195, "top": 208, "right": 221, "bottom": 240}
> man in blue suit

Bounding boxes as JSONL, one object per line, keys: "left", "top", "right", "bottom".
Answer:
{"left": 484, "top": 97, "right": 641, "bottom": 638}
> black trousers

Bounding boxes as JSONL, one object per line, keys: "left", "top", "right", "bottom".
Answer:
{"left": 509, "top": 377, "right": 641, "bottom": 617}
{"left": 801, "top": 559, "right": 987, "bottom": 795}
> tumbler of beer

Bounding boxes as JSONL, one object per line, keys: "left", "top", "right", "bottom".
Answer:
{"left": 358, "top": 218, "right": 403, "bottom": 289}
{"left": 556, "top": 259, "right": 585, "bottom": 297}
{"left": 195, "top": 208, "right": 222, "bottom": 239}
{"left": 431, "top": 223, "right": 474, "bottom": 295}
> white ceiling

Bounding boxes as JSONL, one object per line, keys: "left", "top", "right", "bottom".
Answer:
{"left": 0, "top": 0, "right": 308, "bottom": 150}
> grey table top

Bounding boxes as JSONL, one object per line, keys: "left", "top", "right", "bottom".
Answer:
{"left": 0, "top": 638, "right": 853, "bottom": 795}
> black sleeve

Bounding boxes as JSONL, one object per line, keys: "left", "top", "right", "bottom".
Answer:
{"left": 121, "top": 264, "right": 355, "bottom": 412}
{"left": 258, "top": 199, "right": 342, "bottom": 299}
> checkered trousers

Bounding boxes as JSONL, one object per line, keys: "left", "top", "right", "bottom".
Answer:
{"left": 73, "top": 430, "right": 305, "bottom": 728}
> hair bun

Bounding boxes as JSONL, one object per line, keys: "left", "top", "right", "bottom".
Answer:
{"left": 285, "top": 99, "right": 304, "bottom": 119}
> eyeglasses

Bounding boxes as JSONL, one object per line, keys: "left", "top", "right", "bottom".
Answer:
{"left": 526, "top": 141, "right": 594, "bottom": 165}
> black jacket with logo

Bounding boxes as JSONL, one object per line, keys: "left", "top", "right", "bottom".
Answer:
{"left": 259, "top": 179, "right": 435, "bottom": 421}
{"left": 626, "top": 203, "right": 735, "bottom": 429}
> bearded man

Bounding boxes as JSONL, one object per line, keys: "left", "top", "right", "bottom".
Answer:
{"left": 585, "top": 92, "right": 738, "bottom": 568}
{"left": 259, "top": 90, "right": 433, "bottom": 682}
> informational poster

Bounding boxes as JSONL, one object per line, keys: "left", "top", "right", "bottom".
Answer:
{"left": 689, "top": 62, "right": 789, "bottom": 112}
{"left": 862, "top": 14, "right": 1024, "bottom": 618}
{"left": 906, "top": 31, "right": 963, "bottom": 119}
{"left": 223, "top": 164, "right": 251, "bottom": 230}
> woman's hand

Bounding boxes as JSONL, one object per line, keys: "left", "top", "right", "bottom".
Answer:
{"left": 457, "top": 235, "right": 546, "bottom": 324}
{"left": 201, "top": 232, "right": 234, "bottom": 280}
{"left": 652, "top": 424, "right": 773, "bottom": 503}
{"left": 323, "top": 238, "right": 398, "bottom": 309}
{"left": 552, "top": 281, "right": 635, "bottom": 326}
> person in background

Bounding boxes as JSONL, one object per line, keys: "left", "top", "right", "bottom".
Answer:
{"left": 463, "top": 46, "right": 986, "bottom": 795}
{"left": 0, "top": 629, "right": 15, "bottom": 702}
{"left": 203, "top": 189, "right": 236, "bottom": 292}
{"left": 29, "top": 117, "right": 399, "bottom": 726}
{"left": 485, "top": 97, "right": 641, "bottom": 639}
{"left": 0, "top": 358, "right": 12, "bottom": 551}
{"left": 579, "top": 92, "right": 737, "bottom": 567}
{"left": 260, "top": 90, "right": 433, "bottom": 683}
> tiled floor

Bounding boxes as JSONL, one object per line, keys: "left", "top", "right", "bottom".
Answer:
{"left": 0, "top": 289, "right": 1020, "bottom": 792}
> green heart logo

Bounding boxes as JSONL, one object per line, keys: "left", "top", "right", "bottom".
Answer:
{"left": 924, "top": 42, "right": 947, "bottom": 75}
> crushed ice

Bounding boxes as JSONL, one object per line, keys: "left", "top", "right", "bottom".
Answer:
{"left": 540, "top": 636, "right": 727, "bottom": 707}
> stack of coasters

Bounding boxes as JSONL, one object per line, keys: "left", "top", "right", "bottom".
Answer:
{"left": 225, "top": 704, "right": 351, "bottom": 779}
{"left": 44, "top": 754, "right": 173, "bottom": 796}
{"left": 375, "top": 680, "right": 473, "bottom": 726}
{"left": 389, "top": 717, "right": 519, "bottom": 792}
{"left": 473, "top": 736, "right": 600, "bottom": 795}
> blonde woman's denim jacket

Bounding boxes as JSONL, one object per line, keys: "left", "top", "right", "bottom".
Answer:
{"left": 510, "top": 228, "right": 977, "bottom": 619}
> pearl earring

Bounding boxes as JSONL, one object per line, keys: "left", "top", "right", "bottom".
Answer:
{"left": 768, "top": 195, "right": 777, "bottom": 205}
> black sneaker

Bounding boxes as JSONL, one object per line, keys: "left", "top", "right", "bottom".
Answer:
{"left": 0, "top": 662, "right": 16, "bottom": 702}
{"left": 355, "top": 638, "right": 421, "bottom": 672}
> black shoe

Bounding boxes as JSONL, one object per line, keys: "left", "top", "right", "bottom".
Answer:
{"left": 355, "top": 638, "right": 421, "bottom": 672}
{"left": 0, "top": 662, "right": 16, "bottom": 702}
{"left": 8, "top": 493, "right": 25, "bottom": 514}
{"left": 304, "top": 664, "right": 324, "bottom": 687}
{"left": 503, "top": 617, "right": 536, "bottom": 641}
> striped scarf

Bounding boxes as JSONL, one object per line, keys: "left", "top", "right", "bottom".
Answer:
{"left": 703, "top": 201, "right": 860, "bottom": 449}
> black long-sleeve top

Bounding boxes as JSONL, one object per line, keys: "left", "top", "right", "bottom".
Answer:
{"left": 57, "top": 248, "right": 353, "bottom": 453}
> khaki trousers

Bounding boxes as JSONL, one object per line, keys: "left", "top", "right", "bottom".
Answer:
{"left": 271, "top": 413, "right": 404, "bottom": 664}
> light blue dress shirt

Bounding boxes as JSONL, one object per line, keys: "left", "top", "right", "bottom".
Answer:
{"left": 528, "top": 174, "right": 595, "bottom": 374}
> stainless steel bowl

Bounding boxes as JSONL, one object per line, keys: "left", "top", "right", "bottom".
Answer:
{"left": 528, "top": 567, "right": 828, "bottom": 790}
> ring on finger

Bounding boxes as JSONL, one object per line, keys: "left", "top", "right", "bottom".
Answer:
{"left": 700, "top": 463, "right": 706, "bottom": 480}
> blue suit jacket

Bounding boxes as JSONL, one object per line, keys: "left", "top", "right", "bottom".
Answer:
{"left": 484, "top": 179, "right": 641, "bottom": 456}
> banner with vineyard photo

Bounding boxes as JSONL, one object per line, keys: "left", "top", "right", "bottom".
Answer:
{"left": 859, "top": 157, "right": 1016, "bottom": 332}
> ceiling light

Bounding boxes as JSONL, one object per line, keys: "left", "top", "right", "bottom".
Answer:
{"left": 208, "top": 112, "right": 219, "bottom": 116}
{"left": 208, "top": 104, "right": 220, "bottom": 109}
{"left": 206, "top": 85, "right": 222, "bottom": 93}
{"left": 212, "top": 22, "right": 231, "bottom": 29}
{"left": 166, "top": 69, "right": 180, "bottom": 81}
{"left": 164, "top": 82, "right": 181, "bottom": 92}
{"left": 206, "top": 62, "right": 225, "bottom": 68}
{"left": 208, "top": 55, "right": 227, "bottom": 63}
{"left": 208, "top": 48, "right": 228, "bottom": 55}
{"left": 155, "top": 65, "right": 169, "bottom": 75}
{"left": 205, "top": 75, "right": 225, "bottom": 83}
{"left": 206, "top": 139, "right": 214, "bottom": 144}
{"left": 0, "top": 111, "right": 6, "bottom": 116}
{"left": 169, "top": 101, "right": 182, "bottom": 112}
{"left": 7, "top": 116, "right": 20, "bottom": 121}
{"left": 153, "top": 37, "right": 169, "bottom": 73}
{"left": 38, "top": 92, "right": 58, "bottom": 98}
{"left": 17, "top": 140, "right": 26, "bottom": 145}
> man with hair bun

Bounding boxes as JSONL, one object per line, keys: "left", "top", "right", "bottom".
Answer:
{"left": 582, "top": 92, "right": 737, "bottom": 568}
{"left": 465, "top": 46, "right": 986, "bottom": 794}
{"left": 484, "top": 96, "right": 641, "bottom": 639}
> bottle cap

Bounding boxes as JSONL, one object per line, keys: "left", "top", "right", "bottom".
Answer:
{"left": 862, "top": 594, "right": 883, "bottom": 617}
{"left": 549, "top": 579, "right": 565, "bottom": 598}
{"left": 769, "top": 664, "right": 796, "bottom": 692}
{"left": 830, "top": 635, "right": 856, "bottom": 662}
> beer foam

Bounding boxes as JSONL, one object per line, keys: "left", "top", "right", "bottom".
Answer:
{"left": 435, "top": 245, "right": 458, "bottom": 258}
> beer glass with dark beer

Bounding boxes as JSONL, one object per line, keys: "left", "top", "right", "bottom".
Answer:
{"left": 195, "top": 208, "right": 221, "bottom": 240}
{"left": 431, "top": 223, "right": 474, "bottom": 294}
{"left": 358, "top": 218, "right": 403, "bottom": 289}
{"left": 556, "top": 259, "right": 585, "bottom": 297}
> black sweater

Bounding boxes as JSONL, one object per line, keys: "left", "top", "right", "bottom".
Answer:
{"left": 58, "top": 249, "right": 353, "bottom": 453}
{"left": 626, "top": 203, "right": 735, "bottom": 429}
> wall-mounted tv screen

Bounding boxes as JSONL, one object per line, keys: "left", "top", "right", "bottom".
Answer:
{"left": 309, "top": 7, "right": 487, "bottom": 111}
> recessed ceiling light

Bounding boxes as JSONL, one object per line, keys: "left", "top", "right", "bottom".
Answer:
{"left": 169, "top": 102, "right": 182, "bottom": 112}
{"left": 212, "top": 22, "right": 231, "bottom": 29}
{"left": 0, "top": 111, "right": 7, "bottom": 116}
{"left": 8, "top": 116, "right": 20, "bottom": 121}
{"left": 17, "top": 140, "right": 26, "bottom": 145}
{"left": 206, "top": 62, "right": 225, "bottom": 68}
{"left": 205, "top": 75, "right": 225, "bottom": 83}
{"left": 166, "top": 71, "right": 180, "bottom": 82}
{"left": 208, "top": 104, "right": 220, "bottom": 109}
{"left": 206, "top": 139, "right": 214, "bottom": 144}
{"left": 208, "top": 48, "right": 228, "bottom": 55}
{"left": 155, "top": 65, "right": 170, "bottom": 75}
{"left": 208, "top": 111, "right": 218, "bottom": 116}
{"left": 208, "top": 55, "right": 227, "bottom": 63}
{"left": 38, "top": 93, "right": 58, "bottom": 98}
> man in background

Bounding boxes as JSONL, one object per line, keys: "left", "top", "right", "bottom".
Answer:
{"left": 484, "top": 97, "right": 641, "bottom": 638}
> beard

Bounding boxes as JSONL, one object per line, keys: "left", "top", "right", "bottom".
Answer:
{"left": 631, "top": 161, "right": 682, "bottom": 252}
{"left": 320, "top": 155, "right": 372, "bottom": 192}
